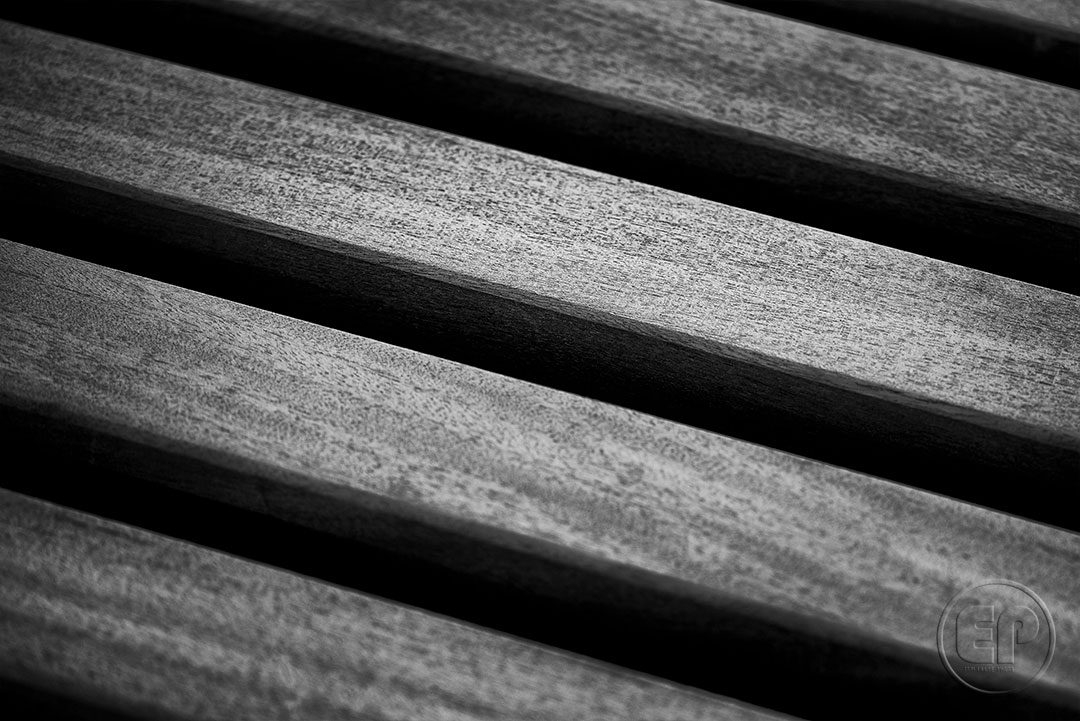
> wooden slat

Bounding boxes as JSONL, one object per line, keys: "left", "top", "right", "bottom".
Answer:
{"left": 1, "top": 239, "right": 1078, "bottom": 719}
{"left": 0, "top": 1, "right": 1077, "bottom": 291}
{"left": 726, "top": 0, "right": 1080, "bottom": 89}
{"left": 950, "top": 0, "right": 1080, "bottom": 29}
{"left": 0, "top": 490, "right": 787, "bottom": 721}
{"left": 762, "top": 0, "right": 1080, "bottom": 34}
{"left": 0, "top": 22, "right": 1077, "bottom": 528}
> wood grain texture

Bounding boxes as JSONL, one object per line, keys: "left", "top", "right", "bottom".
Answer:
{"left": 0, "top": 1, "right": 1076, "bottom": 292}
{"left": 725, "top": 0, "right": 1080, "bottom": 89}
{"left": 1, "top": 21, "right": 1077, "bottom": 528}
{"left": 1, "top": 239, "right": 1078, "bottom": 719}
{"left": 220, "top": 0, "right": 1080, "bottom": 216}
{"left": 0, "top": 490, "right": 787, "bottom": 721}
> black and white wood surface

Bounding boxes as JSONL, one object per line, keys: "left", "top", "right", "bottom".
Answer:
{"left": 1, "top": 0, "right": 1077, "bottom": 291}
{"left": 1, "top": 239, "right": 1078, "bottom": 718}
{"left": 0, "top": 2, "right": 1077, "bottom": 719}
{"left": 1, "top": 21, "right": 1077, "bottom": 530}
{"left": 0, "top": 488, "right": 794, "bottom": 721}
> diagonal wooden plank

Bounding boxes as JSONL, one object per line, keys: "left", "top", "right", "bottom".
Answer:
{"left": 0, "top": 0, "right": 1077, "bottom": 291}
{"left": 1, "top": 239, "right": 1078, "bottom": 719}
{"left": 750, "top": 0, "right": 1080, "bottom": 34}
{"left": 0, "top": 22, "right": 1077, "bottom": 529}
{"left": 0, "top": 489, "right": 791, "bottom": 721}
{"left": 949, "top": 0, "right": 1080, "bottom": 29}
{"left": 724, "top": 0, "right": 1080, "bottom": 89}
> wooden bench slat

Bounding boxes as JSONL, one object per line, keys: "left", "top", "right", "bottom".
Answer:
{"left": 0, "top": 1, "right": 1076, "bottom": 291}
{"left": 725, "top": 0, "right": 1080, "bottom": 89}
{"left": 949, "top": 0, "right": 1080, "bottom": 30}
{"left": 2, "top": 239, "right": 1078, "bottom": 718}
{"left": 0, "top": 489, "right": 787, "bottom": 721}
{"left": 1, "top": 22, "right": 1077, "bottom": 528}
{"left": 762, "top": 0, "right": 1080, "bottom": 34}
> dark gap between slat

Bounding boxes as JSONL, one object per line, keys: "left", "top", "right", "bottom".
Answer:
{"left": 718, "top": 0, "right": 1080, "bottom": 90}
{"left": 0, "top": 677, "right": 187, "bottom": 721}
{"left": 0, "top": 3, "right": 1076, "bottom": 294}
{"left": 0, "top": 404, "right": 1074, "bottom": 721}
{"left": 0, "top": 163, "right": 1076, "bottom": 534}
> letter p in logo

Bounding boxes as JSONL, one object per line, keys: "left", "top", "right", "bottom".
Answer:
{"left": 996, "top": 605, "right": 1039, "bottom": 665}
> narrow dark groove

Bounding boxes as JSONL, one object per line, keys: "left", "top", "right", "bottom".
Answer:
{"left": 2, "top": 166, "right": 1071, "bottom": 533}
{"left": 0, "top": 164, "right": 1075, "bottom": 532}
{"left": 720, "top": 0, "right": 1080, "bottom": 90}
{"left": 1, "top": 407, "right": 1074, "bottom": 721}
{"left": 0, "top": 2, "right": 1077, "bottom": 294}
{"left": 0, "top": 678, "right": 186, "bottom": 721}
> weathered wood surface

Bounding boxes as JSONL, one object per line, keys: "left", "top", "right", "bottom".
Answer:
{"left": 726, "top": 0, "right": 1080, "bottom": 88}
{"left": 0, "top": 490, "right": 789, "bottom": 721}
{"left": 1, "top": 23, "right": 1078, "bottom": 529}
{"left": 0, "top": 1, "right": 1076, "bottom": 291}
{"left": 1, "top": 240, "right": 1078, "bottom": 718}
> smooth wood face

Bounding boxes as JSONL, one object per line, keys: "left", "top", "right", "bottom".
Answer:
{"left": 0, "top": 489, "right": 786, "bottom": 721}
{"left": 0, "top": 2, "right": 1077, "bottom": 291}
{"left": 0, "top": 22, "right": 1077, "bottom": 529}
{"left": 2, "top": 239, "right": 1078, "bottom": 718}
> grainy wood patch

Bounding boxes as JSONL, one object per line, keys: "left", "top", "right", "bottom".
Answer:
{"left": 0, "top": 489, "right": 788, "bottom": 721}
{"left": 1, "top": 22, "right": 1077, "bottom": 526}
{"left": 1, "top": 240, "right": 1078, "bottom": 718}
{"left": 723, "top": 0, "right": 1080, "bottom": 88}
{"left": 0, "top": 1, "right": 1077, "bottom": 290}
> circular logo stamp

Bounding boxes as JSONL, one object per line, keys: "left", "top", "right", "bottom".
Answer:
{"left": 938, "top": 579, "right": 1055, "bottom": 693}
